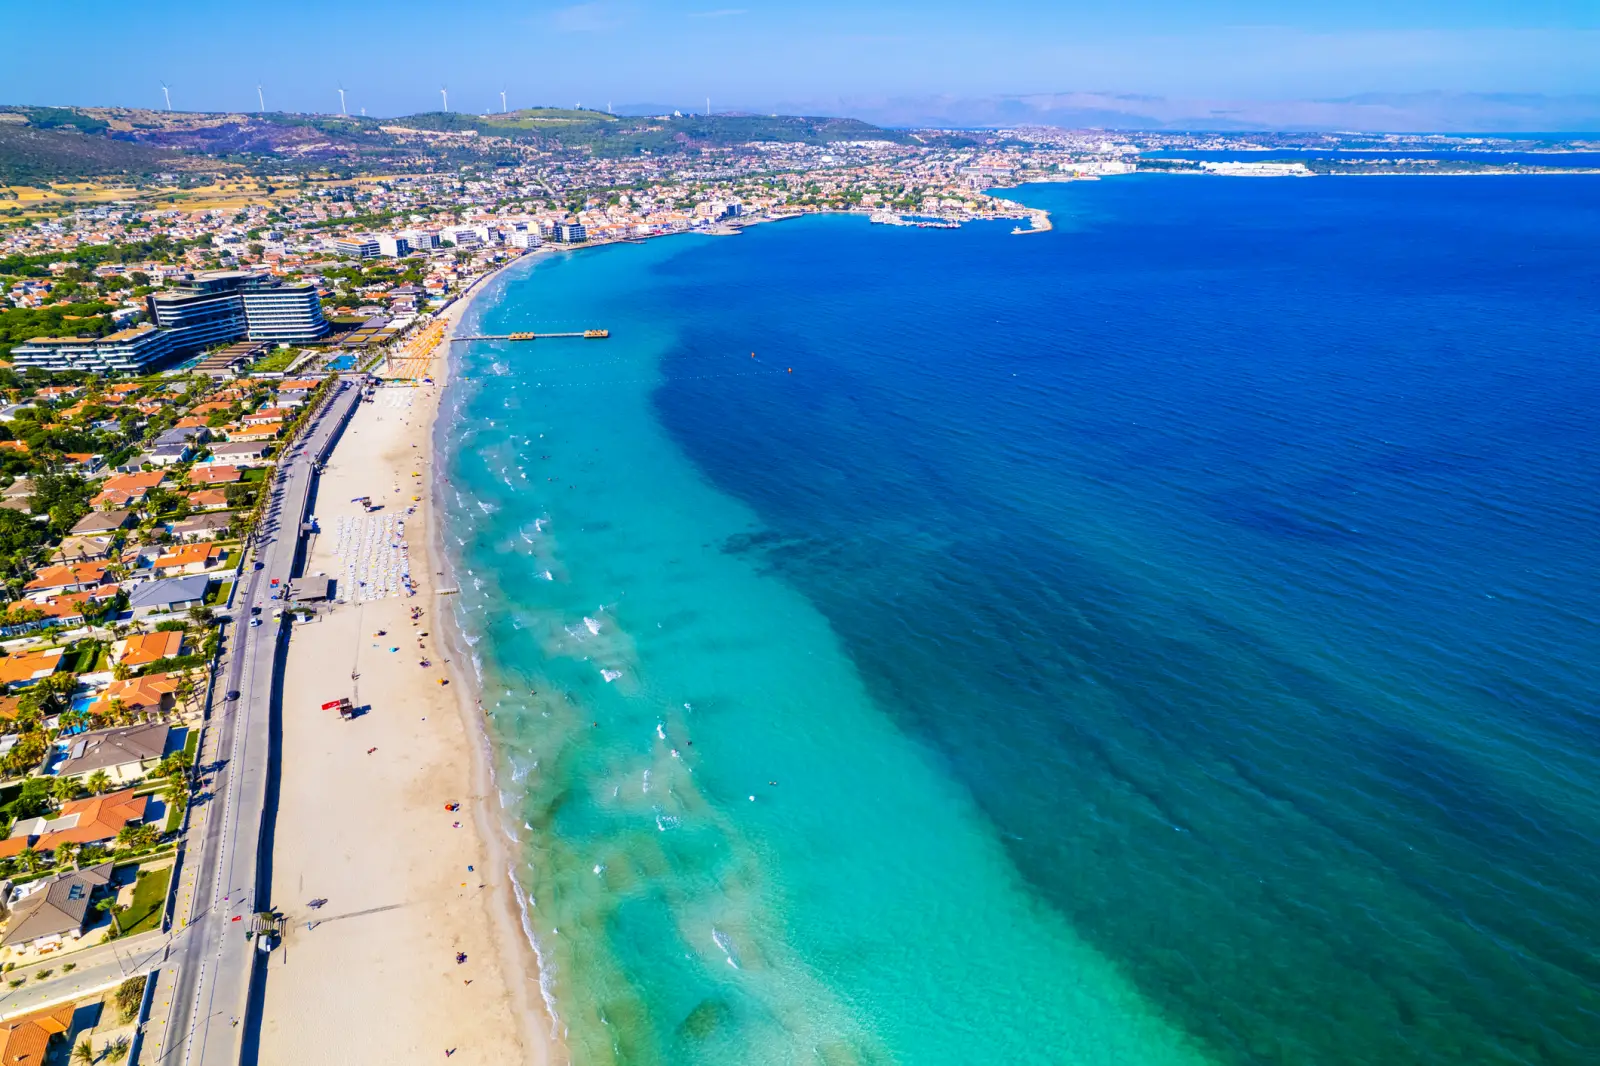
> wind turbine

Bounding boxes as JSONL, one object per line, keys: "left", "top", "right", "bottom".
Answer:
{"left": 441, "top": 86, "right": 449, "bottom": 112}
{"left": 707, "top": 96, "right": 711, "bottom": 116}
{"left": 256, "top": 84, "right": 265, "bottom": 112}
{"left": 338, "top": 84, "right": 347, "bottom": 115}
{"left": 501, "top": 89, "right": 507, "bottom": 114}
{"left": 161, "top": 82, "right": 172, "bottom": 111}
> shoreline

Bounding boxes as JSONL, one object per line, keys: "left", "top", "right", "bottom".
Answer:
{"left": 255, "top": 255, "right": 551, "bottom": 1064}
{"left": 427, "top": 257, "right": 567, "bottom": 1062}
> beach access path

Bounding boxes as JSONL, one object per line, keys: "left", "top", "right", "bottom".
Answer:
{"left": 255, "top": 291, "right": 546, "bottom": 1064}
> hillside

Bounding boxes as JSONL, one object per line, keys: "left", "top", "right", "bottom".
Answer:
{"left": 0, "top": 104, "right": 918, "bottom": 179}
{"left": 0, "top": 121, "right": 181, "bottom": 183}
{"left": 392, "top": 109, "right": 916, "bottom": 154}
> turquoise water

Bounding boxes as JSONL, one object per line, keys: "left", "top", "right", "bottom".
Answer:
{"left": 439, "top": 177, "right": 1600, "bottom": 1065}
{"left": 438, "top": 238, "right": 1201, "bottom": 1066}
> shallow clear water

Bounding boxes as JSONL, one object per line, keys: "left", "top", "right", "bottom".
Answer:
{"left": 439, "top": 176, "right": 1600, "bottom": 1066}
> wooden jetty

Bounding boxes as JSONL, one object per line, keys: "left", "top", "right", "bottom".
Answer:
{"left": 451, "top": 329, "right": 609, "bottom": 342}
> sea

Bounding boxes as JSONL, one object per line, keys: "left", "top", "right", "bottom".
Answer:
{"left": 436, "top": 174, "right": 1600, "bottom": 1066}
{"left": 1139, "top": 149, "right": 1600, "bottom": 168}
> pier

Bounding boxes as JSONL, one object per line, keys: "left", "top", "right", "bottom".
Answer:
{"left": 450, "top": 329, "right": 610, "bottom": 342}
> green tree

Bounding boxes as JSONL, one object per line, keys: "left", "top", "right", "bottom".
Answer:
{"left": 50, "top": 775, "right": 82, "bottom": 803}
{"left": 2, "top": 776, "right": 53, "bottom": 821}
{"left": 96, "top": 897, "right": 123, "bottom": 936}
{"left": 85, "top": 769, "right": 112, "bottom": 794}
{"left": 157, "top": 750, "right": 192, "bottom": 778}
{"left": 28, "top": 472, "right": 93, "bottom": 535}
{"left": 162, "top": 776, "right": 188, "bottom": 819}
{"left": 73, "top": 1038, "right": 93, "bottom": 1065}
{"left": 116, "top": 823, "right": 158, "bottom": 850}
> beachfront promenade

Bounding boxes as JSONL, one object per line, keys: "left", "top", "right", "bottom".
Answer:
{"left": 146, "top": 378, "right": 362, "bottom": 1066}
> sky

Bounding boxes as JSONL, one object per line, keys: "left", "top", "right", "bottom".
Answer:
{"left": 1, "top": 1, "right": 1596, "bottom": 119}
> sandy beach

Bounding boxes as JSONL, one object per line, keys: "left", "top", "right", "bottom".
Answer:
{"left": 257, "top": 277, "right": 551, "bottom": 1064}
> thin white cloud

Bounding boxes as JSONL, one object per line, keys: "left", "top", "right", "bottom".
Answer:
{"left": 688, "top": 8, "right": 747, "bottom": 18}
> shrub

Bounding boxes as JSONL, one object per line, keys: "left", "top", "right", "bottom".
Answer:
{"left": 114, "top": 975, "right": 146, "bottom": 1022}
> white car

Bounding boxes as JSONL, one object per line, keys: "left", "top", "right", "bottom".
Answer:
{"left": 249, "top": 618, "right": 263, "bottom": 628}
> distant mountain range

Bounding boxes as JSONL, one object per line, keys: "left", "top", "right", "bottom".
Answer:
{"left": 768, "top": 92, "right": 1600, "bottom": 133}
{"left": 3, "top": 94, "right": 1595, "bottom": 186}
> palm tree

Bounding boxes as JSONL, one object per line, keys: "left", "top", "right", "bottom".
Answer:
{"left": 16, "top": 847, "right": 40, "bottom": 875}
{"left": 173, "top": 676, "right": 196, "bottom": 715}
{"left": 96, "top": 897, "right": 123, "bottom": 937}
{"left": 51, "top": 775, "right": 81, "bottom": 803}
{"left": 86, "top": 769, "right": 112, "bottom": 795}
{"left": 73, "top": 1038, "right": 93, "bottom": 1065}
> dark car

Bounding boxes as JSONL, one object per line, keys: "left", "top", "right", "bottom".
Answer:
{"left": 226, "top": 690, "right": 241, "bottom": 701}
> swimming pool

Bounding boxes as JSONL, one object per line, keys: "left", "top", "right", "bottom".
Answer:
{"left": 326, "top": 355, "right": 357, "bottom": 371}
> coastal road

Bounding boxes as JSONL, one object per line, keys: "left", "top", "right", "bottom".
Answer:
{"left": 156, "top": 379, "right": 362, "bottom": 1066}
{"left": 0, "top": 931, "right": 165, "bottom": 1017}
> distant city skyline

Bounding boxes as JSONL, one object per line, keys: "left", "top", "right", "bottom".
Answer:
{"left": 1, "top": 0, "right": 1596, "bottom": 126}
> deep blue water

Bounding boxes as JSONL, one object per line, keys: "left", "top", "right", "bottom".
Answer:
{"left": 633, "top": 177, "right": 1600, "bottom": 1064}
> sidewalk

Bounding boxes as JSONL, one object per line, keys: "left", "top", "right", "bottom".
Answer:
{"left": 169, "top": 717, "right": 219, "bottom": 933}
{"left": 140, "top": 964, "right": 180, "bottom": 1063}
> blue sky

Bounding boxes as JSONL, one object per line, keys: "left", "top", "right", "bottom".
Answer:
{"left": 1, "top": 1, "right": 1596, "bottom": 117}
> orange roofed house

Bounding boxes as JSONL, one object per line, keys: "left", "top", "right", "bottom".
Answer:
{"left": 87, "top": 671, "right": 185, "bottom": 720}
{"left": 23, "top": 561, "right": 111, "bottom": 600}
{"left": 0, "top": 788, "right": 148, "bottom": 860}
{"left": 0, "top": 647, "right": 64, "bottom": 689}
{"left": 188, "top": 464, "right": 241, "bottom": 486}
{"left": 91, "top": 469, "right": 166, "bottom": 509}
{"left": 183, "top": 488, "right": 231, "bottom": 511}
{"left": 152, "top": 542, "right": 230, "bottom": 577}
{"left": 223, "top": 422, "right": 281, "bottom": 442}
{"left": 114, "top": 630, "right": 185, "bottom": 668}
{"left": 0, "top": 1002, "right": 76, "bottom": 1063}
